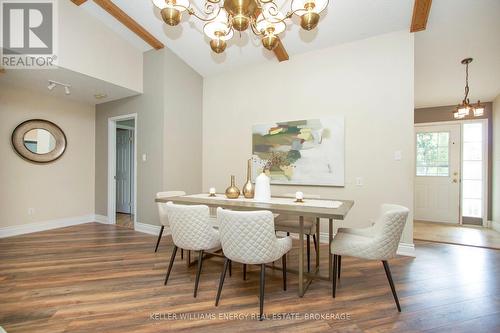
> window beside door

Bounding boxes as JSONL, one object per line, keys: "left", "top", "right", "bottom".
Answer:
{"left": 462, "top": 123, "right": 483, "bottom": 219}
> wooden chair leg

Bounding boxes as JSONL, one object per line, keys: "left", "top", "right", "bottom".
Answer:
{"left": 193, "top": 250, "right": 204, "bottom": 297}
{"left": 229, "top": 260, "right": 232, "bottom": 277}
{"left": 306, "top": 234, "right": 311, "bottom": 272}
{"left": 154, "top": 225, "right": 164, "bottom": 252}
{"left": 215, "top": 258, "right": 230, "bottom": 306}
{"left": 243, "top": 264, "right": 247, "bottom": 281}
{"left": 332, "top": 254, "right": 337, "bottom": 298}
{"left": 164, "top": 245, "right": 178, "bottom": 286}
{"left": 259, "top": 264, "right": 266, "bottom": 321}
{"left": 382, "top": 260, "right": 401, "bottom": 312}
{"left": 181, "top": 249, "right": 184, "bottom": 259}
{"left": 282, "top": 254, "right": 287, "bottom": 291}
{"left": 338, "top": 255, "right": 342, "bottom": 280}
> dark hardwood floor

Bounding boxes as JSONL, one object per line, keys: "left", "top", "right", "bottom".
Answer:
{"left": 0, "top": 222, "right": 499, "bottom": 332}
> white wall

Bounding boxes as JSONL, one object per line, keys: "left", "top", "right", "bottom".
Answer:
{"left": 0, "top": 83, "right": 95, "bottom": 229}
{"left": 492, "top": 94, "right": 500, "bottom": 231}
{"left": 58, "top": 0, "right": 143, "bottom": 93}
{"left": 203, "top": 31, "right": 415, "bottom": 245}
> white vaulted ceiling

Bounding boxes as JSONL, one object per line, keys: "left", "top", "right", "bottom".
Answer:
{"left": 80, "top": 0, "right": 414, "bottom": 77}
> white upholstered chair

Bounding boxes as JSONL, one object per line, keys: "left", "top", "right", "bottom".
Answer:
{"left": 164, "top": 202, "right": 221, "bottom": 297}
{"left": 274, "top": 193, "right": 320, "bottom": 272}
{"left": 155, "top": 191, "right": 186, "bottom": 253}
{"left": 215, "top": 208, "right": 292, "bottom": 320}
{"left": 330, "top": 204, "right": 410, "bottom": 312}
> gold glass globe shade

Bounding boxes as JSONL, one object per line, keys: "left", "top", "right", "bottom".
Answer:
{"left": 300, "top": 11, "right": 320, "bottom": 31}
{"left": 161, "top": 7, "right": 181, "bottom": 26}
{"left": 232, "top": 14, "right": 250, "bottom": 31}
{"left": 210, "top": 38, "right": 227, "bottom": 54}
{"left": 262, "top": 34, "right": 278, "bottom": 51}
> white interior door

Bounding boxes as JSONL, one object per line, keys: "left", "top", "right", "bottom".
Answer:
{"left": 415, "top": 124, "right": 461, "bottom": 223}
{"left": 116, "top": 129, "right": 132, "bottom": 214}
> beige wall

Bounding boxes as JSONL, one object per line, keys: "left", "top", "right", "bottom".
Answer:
{"left": 203, "top": 31, "right": 415, "bottom": 244}
{"left": 58, "top": 0, "right": 143, "bottom": 93}
{"left": 95, "top": 48, "right": 203, "bottom": 226}
{"left": 493, "top": 94, "right": 500, "bottom": 227}
{"left": 162, "top": 47, "right": 203, "bottom": 194}
{"left": 0, "top": 84, "right": 95, "bottom": 227}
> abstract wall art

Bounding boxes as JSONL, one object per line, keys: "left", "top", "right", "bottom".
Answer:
{"left": 252, "top": 116, "right": 345, "bottom": 186}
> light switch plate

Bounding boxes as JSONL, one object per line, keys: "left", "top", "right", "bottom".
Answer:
{"left": 394, "top": 151, "right": 402, "bottom": 161}
{"left": 356, "top": 177, "right": 363, "bottom": 186}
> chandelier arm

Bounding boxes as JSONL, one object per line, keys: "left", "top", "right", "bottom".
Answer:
{"left": 177, "top": 4, "right": 222, "bottom": 22}
{"left": 250, "top": 19, "right": 264, "bottom": 36}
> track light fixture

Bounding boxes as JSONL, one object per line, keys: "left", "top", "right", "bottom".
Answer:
{"left": 47, "top": 80, "right": 71, "bottom": 95}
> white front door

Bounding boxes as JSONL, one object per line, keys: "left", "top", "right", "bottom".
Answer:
{"left": 415, "top": 124, "right": 461, "bottom": 223}
{"left": 116, "top": 128, "right": 133, "bottom": 214}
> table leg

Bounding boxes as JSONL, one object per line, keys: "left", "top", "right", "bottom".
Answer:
{"left": 328, "top": 218, "right": 333, "bottom": 281}
{"left": 315, "top": 218, "right": 320, "bottom": 269}
{"left": 298, "top": 216, "right": 304, "bottom": 297}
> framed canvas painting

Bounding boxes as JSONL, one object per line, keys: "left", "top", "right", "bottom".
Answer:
{"left": 252, "top": 116, "right": 345, "bottom": 186}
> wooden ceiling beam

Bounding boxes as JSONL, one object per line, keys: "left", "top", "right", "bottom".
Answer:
{"left": 92, "top": 0, "right": 164, "bottom": 50}
{"left": 410, "top": 0, "right": 432, "bottom": 32}
{"left": 71, "top": 0, "right": 88, "bottom": 5}
{"left": 273, "top": 39, "right": 289, "bottom": 62}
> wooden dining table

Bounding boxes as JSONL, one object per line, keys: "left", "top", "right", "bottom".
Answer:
{"left": 155, "top": 193, "right": 354, "bottom": 297}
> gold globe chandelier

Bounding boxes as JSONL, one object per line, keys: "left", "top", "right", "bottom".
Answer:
{"left": 453, "top": 58, "right": 484, "bottom": 119}
{"left": 152, "top": 0, "right": 329, "bottom": 54}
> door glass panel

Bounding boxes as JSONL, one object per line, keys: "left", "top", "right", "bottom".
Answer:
{"left": 416, "top": 132, "right": 449, "bottom": 176}
{"left": 462, "top": 123, "right": 483, "bottom": 219}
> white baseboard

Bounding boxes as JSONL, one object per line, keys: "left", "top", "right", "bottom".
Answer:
{"left": 94, "top": 214, "right": 111, "bottom": 224}
{"left": 0, "top": 215, "right": 95, "bottom": 238}
{"left": 492, "top": 220, "right": 500, "bottom": 233}
{"left": 276, "top": 231, "right": 415, "bottom": 257}
{"left": 396, "top": 242, "right": 416, "bottom": 257}
{"left": 134, "top": 221, "right": 168, "bottom": 236}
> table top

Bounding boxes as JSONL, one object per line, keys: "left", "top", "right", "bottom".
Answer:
{"left": 156, "top": 193, "right": 354, "bottom": 220}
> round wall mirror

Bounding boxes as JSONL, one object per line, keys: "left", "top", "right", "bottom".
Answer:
{"left": 12, "top": 119, "right": 67, "bottom": 163}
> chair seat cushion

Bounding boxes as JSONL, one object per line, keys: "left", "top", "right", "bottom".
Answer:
{"left": 274, "top": 215, "right": 316, "bottom": 234}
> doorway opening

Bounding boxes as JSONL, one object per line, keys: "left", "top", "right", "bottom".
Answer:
{"left": 108, "top": 114, "right": 137, "bottom": 229}
{"left": 413, "top": 119, "right": 495, "bottom": 248}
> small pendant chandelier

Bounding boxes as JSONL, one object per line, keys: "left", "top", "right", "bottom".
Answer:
{"left": 453, "top": 58, "right": 484, "bottom": 119}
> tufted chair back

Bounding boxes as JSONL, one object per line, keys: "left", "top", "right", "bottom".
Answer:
{"left": 156, "top": 191, "right": 186, "bottom": 226}
{"left": 371, "top": 204, "right": 410, "bottom": 259}
{"left": 217, "top": 208, "right": 292, "bottom": 264}
{"left": 165, "top": 202, "right": 220, "bottom": 251}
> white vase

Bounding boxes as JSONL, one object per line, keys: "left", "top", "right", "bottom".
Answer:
{"left": 254, "top": 172, "right": 271, "bottom": 202}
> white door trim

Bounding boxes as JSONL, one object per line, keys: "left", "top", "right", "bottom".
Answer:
{"left": 108, "top": 114, "right": 138, "bottom": 225}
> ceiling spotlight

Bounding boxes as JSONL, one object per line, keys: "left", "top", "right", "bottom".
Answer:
{"left": 47, "top": 81, "right": 56, "bottom": 91}
{"left": 64, "top": 86, "right": 71, "bottom": 95}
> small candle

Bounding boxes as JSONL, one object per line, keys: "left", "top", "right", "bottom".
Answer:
{"left": 295, "top": 191, "right": 304, "bottom": 200}
{"left": 209, "top": 187, "right": 216, "bottom": 196}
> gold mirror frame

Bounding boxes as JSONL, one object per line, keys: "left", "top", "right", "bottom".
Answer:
{"left": 11, "top": 119, "right": 67, "bottom": 163}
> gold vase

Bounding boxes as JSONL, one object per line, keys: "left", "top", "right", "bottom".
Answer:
{"left": 225, "top": 175, "right": 240, "bottom": 199}
{"left": 242, "top": 159, "right": 255, "bottom": 199}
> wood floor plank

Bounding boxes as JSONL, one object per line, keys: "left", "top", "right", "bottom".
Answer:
{"left": 1, "top": 223, "right": 499, "bottom": 332}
